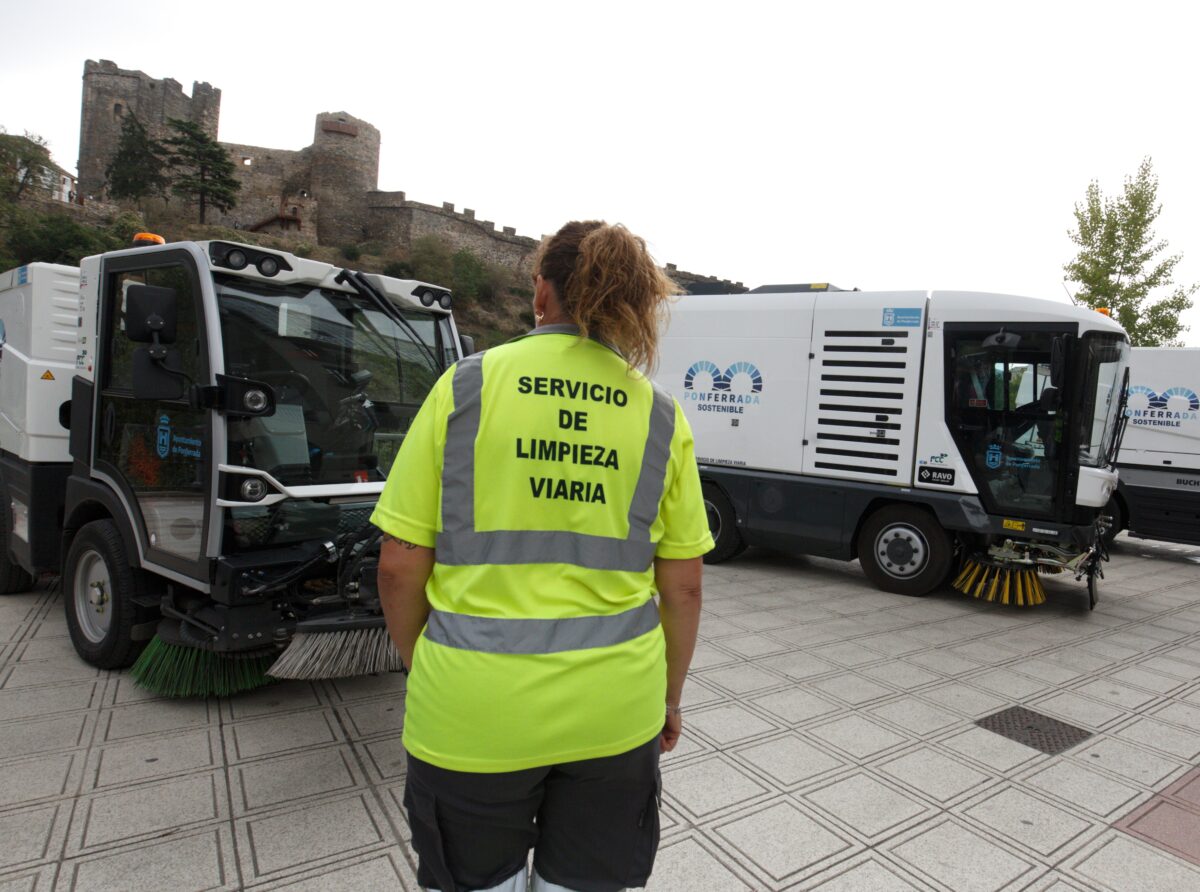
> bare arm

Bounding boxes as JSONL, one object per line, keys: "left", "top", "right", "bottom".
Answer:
{"left": 376, "top": 536, "right": 436, "bottom": 670}
{"left": 655, "top": 555, "right": 703, "bottom": 752}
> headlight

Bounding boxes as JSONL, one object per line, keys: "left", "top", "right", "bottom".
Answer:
{"left": 240, "top": 478, "right": 268, "bottom": 501}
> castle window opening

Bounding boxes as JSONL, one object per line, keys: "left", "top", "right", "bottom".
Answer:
{"left": 113, "top": 103, "right": 123, "bottom": 118}
{"left": 242, "top": 157, "right": 252, "bottom": 166}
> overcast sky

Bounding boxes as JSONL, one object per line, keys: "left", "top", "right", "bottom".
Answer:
{"left": 3, "top": 0, "right": 1198, "bottom": 343}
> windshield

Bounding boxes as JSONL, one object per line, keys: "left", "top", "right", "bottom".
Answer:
{"left": 216, "top": 275, "right": 452, "bottom": 485}
{"left": 1077, "top": 333, "right": 1130, "bottom": 468}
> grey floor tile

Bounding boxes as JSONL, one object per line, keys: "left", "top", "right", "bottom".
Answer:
{"left": 686, "top": 703, "right": 779, "bottom": 747}
{"left": 239, "top": 793, "right": 390, "bottom": 881}
{"left": 962, "top": 785, "right": 1096, "bottom": 856}
{"left": 0, "top": 802, "right": 69, "bottom": 872}
{"left": 1021, "top": 761, "right": 1144, "bottom": 819}
{"left": 749, "top": 688, "right": 841, "bottom": 726}
{"left": 733, "top": 733, "right": 844, "bottom": 787}
{"left": 0, "top": 865, "right": 54, "bottom": 892}
{"left": 887, "top": 818, "right": 1038, "bottom": 892}
{"left": 686, "top": 642, "right": 739, "bottom": 671}
{"left": 0, "top": 712, "right": 92, "bottom": 760}
{"left": 232, "top": 745, "right": 360, "bottom": 814}
{"left": 1150, "top": 700, "right": 1200, "bottom": 733}
{"left": 101, "top": 699, "right": 215, "bottom": 741}
{"left": 1067, "top": 832, "right": 1200, "bottom": 891}
{"left": 807, "top": 715, "right": 909, "bottom": 760}
{"left": 645, "top": 836, "right": 753, "bottom": 891}
{"left": 1029, "top": 691, "right": 1127, "bottom": 730}
{"left": 802, "top": 854, "right": 928, "bottom": 890}
{"left": 918, "top": 682, "right": 1009, "bottom": 719}
{"left": 358, "top": 736, "right": 407, "bottom": 782}
{"left": 714, "top": 632, "right": 789, "bottom": 658}
{"left": 903, "top": 649, "right": 983, "bottom": 676}
{"left": 966, "top": 668, "right": 1051, "bottom": 700}
{"left": 715, "top": 799, "right": 856, "bottom": 882}
{"left": 226, "top": 682, "right": 323, "bottom": 720}
{"left": 1069, "top": 737, "right": 1188, "bottom": 788}
{"left": 755, "top": 651, "right": 839, "bottom": 681}
{"left": 56, "top": 825, "right": 237, "bottom": 892}
{"left": 1073, "top": 678, "right": 1160, "bottom": 711}
{"left": 1, "top": 661, "right": 101, "bottom": 690}
{"left": 698, "top": 662, "right": 786, "bottom": 696}
{"left": 324, "top": 672, "right": 407, "bottom": 703}
{"left": 69, "top": 772, "right": 226, "bottom": 853}
{"left": 88, "top": 727, "right": 219, "bottom": 790}
{"left": 679, "top": 678, "right": 727, "bottom": 710}
{"left": 867, "top": 697, "right": 963, "bottom": 736}
{"left": 225, "top": 709, "right": 342, "bottom": 761}
{"left": 661, "top": 755, "right": 772, "bottom": 819}
{"left": 1134, "top": 655, "right": 1200, "bottom": 680}
{"left": 938, "top": 726, "right": 1044, "bottom": 774}
{"left": 856, "top": 633, "right": 929, "bottom": 658}
{"left": 876, "top": 746, "right": 992, "bottom": 804}
{"left": 1114, "top": 716, "right": 1200, "bottom": 760}
{"left": 0, "top": 752, "right": 80, "bottom": 808}
{"left": 859, "top": 661, "right": 942, "bottom": 691}
{"left": 1009, "top": 658, "right": 1086, "bottom": 686}
{"left": 803, "top": 772, "right": 930, "bottom": 840}
{"left": 340, "top": 698, "right": 406, "bottom": 738}
{"left": 808, "top": 641, "right": 885, "bottom": 668}
{"left": 252, "top": 849, "right": 416, "bottom": 891}
{"left": 0, "top": 682, "right": 99, "bottom": 722}
{"left": 808, "top": 673, "right": 895, "bottom": 706}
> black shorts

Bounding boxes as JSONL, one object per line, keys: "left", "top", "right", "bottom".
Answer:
{"left": 403, "top": 736, "right": 662, "bottom": 892}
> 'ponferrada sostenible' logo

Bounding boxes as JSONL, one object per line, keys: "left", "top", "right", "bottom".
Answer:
{"left": 1126, "top": 386, "right": 1200, "bottom": 429}
{"left": 682, "top": 361, "right": 763, "bottom": 415}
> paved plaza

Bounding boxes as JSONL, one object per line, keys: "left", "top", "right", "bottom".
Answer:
{"left": 2, "top": 535, "right": 1200, "bottom": 891}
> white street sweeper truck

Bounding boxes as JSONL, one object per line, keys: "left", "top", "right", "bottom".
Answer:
{"left": 655, "top": 288, "right": 1130, "bottom": 609}
{"left": 1105, "top": 346, "right": 1200, "bottom": 547}
{"left": 0, "top": 237, "right": 469, "bottom": 695}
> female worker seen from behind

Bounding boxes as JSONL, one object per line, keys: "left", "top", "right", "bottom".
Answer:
{"left": 372, "top": 220, "right": 713, "bottom": 892}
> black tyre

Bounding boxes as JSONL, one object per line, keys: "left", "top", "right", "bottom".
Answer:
{"left": 1100, "top": 495, "right": 1123, "bottom": 549}
{"left": 0, "top": 487, "right": 34, "bottom": 594}
{"left": 702, "top": 482, "right": 746, "bottom": 564}
{"left": 63, "top": 519, "right": 147, "bottom": 669}
{"left": 857, "top": 504, "right": 953, "bottom": 597}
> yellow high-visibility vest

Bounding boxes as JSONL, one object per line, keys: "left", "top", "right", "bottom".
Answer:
{"left": 371, "top": 325, "right": 713, "bottom": 772}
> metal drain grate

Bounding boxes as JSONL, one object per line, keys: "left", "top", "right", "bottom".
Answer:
{"left": 976, "top": 706, "right": 1093, "bottom": 755}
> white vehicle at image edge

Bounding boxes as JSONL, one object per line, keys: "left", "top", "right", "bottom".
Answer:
{"left": 1107, "top": 347, "right": 1200, "bottom": 546}
{"left": 654, "top": 286, "right": 1130, "bottom": 608}
{"left": 0, "top": 243, "right": 467, "bottom": 680}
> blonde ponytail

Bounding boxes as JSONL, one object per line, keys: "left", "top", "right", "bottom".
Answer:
{"left": 535, "top": 221, "right": 679, "bottom": 371}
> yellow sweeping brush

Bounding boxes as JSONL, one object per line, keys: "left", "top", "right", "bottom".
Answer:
{"left": 952, "top": 557, "right": 1047, "bottom": 607}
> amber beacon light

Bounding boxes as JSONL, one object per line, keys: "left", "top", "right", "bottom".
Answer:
{"left": 131, "top": 232, "right": 166, "bottom": 246}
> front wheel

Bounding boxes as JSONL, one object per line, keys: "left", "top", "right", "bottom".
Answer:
{"left": 64, "top": 519, "right": 147, "bottom": 669}
{"left": 857, "top": 505, "right": 953, "bottom": 596}
{"left": 702, "top": 482, "right": 746, "bottom": 564}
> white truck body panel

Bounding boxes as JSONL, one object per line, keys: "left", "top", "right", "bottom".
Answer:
{"left": 1120, "top": 347, "right": 1200, "bottom": 471}
{"left": 0, "top": 263, "right": 81, "bottom": 463}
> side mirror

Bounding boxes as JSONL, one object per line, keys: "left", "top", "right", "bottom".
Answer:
{"left": 983, "top": 328, "right": 1021, "bottom": 350}
{"left": 1050, "top": 335, "right": 1068, "bottom": 388}
{"left": 132, "top": 347, "right": 185, "bottom": 400}
{"left": 125, "top": 284, "right": 178, "bottom": 344}
{"left": 459, "top": 334, "right": 476, "bottom": 356}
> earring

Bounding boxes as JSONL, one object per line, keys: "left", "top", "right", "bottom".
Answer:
{"left": 535, "top": 312, "right": 544, "bottom": 321}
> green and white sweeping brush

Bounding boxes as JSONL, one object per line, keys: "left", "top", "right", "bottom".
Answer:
{"left": 130, "top": 619, "right": 276, "bottom": 698}
{"left": 268, "top": 613, "right": 404, "bottom": 680}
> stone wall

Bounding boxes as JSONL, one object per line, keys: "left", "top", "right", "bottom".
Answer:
{"left": 213, "top": 142, "right": 316, "bottom": 239}
{"left": 77, "top": 59, "right": 219, "bottom": 199}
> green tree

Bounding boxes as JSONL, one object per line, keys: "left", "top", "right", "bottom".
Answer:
{"left": 0, "top": 130, "right": 54, "bottom": 203}
{"left": 105, "top": 114, "right": 169, "bottom": 202}
{"left": 1064, "top": 157, "right": 1196, "bottom": 346}
{"left": 163, "top": 118, "right": 240, "bottom": 223}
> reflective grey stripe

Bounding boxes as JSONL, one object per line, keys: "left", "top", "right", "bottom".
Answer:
{"left": 436, "top": 344, "right": 674, "bottom": 571}
{"left": 438, "top": 530, "right": 657, "bottom": 572}
{"left": 441, "top": 352, "right": 485, "bottom": 533}
{"left": 425, "top": 599, "right": 660, "bottom": 654}
{"left": 627, "top": 386, "right": 675, "bottom": 540}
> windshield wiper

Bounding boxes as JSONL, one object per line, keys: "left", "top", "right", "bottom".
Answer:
{"left": 334, "top": 269, "right": 443, "bottom": 376}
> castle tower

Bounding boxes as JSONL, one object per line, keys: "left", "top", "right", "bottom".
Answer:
{"left": 77, "top": 60, "right": 221, "bottom": 199}
{"left": 309, "top": 112, "right": 380, "bottom": 246}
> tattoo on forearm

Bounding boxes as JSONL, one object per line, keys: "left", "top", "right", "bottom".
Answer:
{"left": 384, "top": 535, "right": 420, "bottom": 550}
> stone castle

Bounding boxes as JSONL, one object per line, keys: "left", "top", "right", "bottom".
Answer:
{"left": 77, "top": 60, "right": 744, "bottom": 292}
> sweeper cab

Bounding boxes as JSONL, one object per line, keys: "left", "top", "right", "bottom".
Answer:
{"left": 0, "top": 239, "right": 468, "bottom": 694}
{"left": 654, "top": 288, "right": 1130, "bottom": 609}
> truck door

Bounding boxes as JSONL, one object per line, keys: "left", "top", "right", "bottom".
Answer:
{"left": 93, "top": 250, "right": 212, "bottom": 579}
